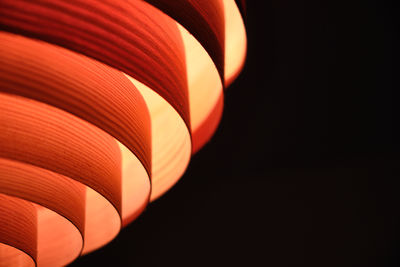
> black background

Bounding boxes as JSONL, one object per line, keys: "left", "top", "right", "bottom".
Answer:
{"left": 72, "top": 1, "right": 397, "bottom": 266}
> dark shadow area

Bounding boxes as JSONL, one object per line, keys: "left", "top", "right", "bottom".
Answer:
{"left": 72, "top": 0, "right": 397, "bottom": 266}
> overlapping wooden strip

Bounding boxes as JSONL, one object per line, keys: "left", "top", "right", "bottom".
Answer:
{"left": 0, "top": 32, "right": 152, "bottom": 238}
{"left": 0, "top": 0, "right": 248, "bottom": 265}
{"left": 144, "top": 0, "right": 225, "bottom": 81}
{"left": 178, "top": 24, "right": 224, "bottom": 153}
{"left": 0, "top": 0, "right": 191, "bottom": 128}
{"left": 0, "top": 93, "right": 122, "bottom": 215}
{"left": 0, "top": 31, "right": 152, "bottom": 180}
{"left": 126, "top": 77, "right": 191, "bottom": 201}
{"left": 0, "top": 158, "right": 85, "bottom": 240}
{"left": 0, "top": 194, "right": 37, "bottom": 267}
{"left": 0, "top": 93, "right": 122, "bottom": 261}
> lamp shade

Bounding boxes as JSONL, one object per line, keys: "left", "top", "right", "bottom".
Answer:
{"left": 0, "top": 0, "right": 246, "bottom": 266}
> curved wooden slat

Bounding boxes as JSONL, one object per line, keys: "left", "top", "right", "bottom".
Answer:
{"left": 0, "top": 194, "right": 37, "bottom": 267}
{"left": 144, "top": 0, "right": 225, "bottom": 81}
{"left": 0, "top": 1, "right": 247, "bottom": 265}
{"left": 0, "top": 0, "right": 191, "bottom": 128}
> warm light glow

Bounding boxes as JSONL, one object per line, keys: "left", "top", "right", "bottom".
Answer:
{"left": 126, "top": 76, "right": 192, "bottom": 201}
{"left": 179, "top": 24, "right": 224, "bottom": 152}
{"left": 224, "top": 0, "right": 248, "bottom": 86}
{"left": 0, "top": 0, "right": 247, "bottom": 266}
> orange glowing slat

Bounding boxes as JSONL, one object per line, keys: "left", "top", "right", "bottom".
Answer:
{"left": 0, "top": 32, "right": 152, "bottom": 229}
{"left": 0, "top": 0, "right": 247, "bottom": 266}
{"left": 0, "top": 93, "right": 122, "bottom": 265}
{"left": 143, "top": 0, "right": 226, "bottom": 80}
{"left": 0, "top": 194, "right": 36, "bottom": 267}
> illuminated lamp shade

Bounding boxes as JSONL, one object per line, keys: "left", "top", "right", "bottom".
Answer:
{"left": 0, "top": 0, "right": 247, "bottom": 266}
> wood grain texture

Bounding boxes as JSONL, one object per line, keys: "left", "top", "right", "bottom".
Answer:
{"left": 144, "top": 0, "right": 225, "bottom": 81}
{"left": 0, "top": 194, "right": 37, "bottom": 267}
{"left": 0, "top": 158, "right": 85, "bottom": 239}
{"left": 0, "top": 0, "right": 247, "bottom": 265}
{"left": 0, "top": 0, "right": 191, "bottom": 129}
{"left": 0, "top": 33, "right": 152, "bottom": 240}
{"left": 0, "top": 31, "right": 152, "bottom": 181}
{"left": 0, "top": 93, "right": 122, "bottom": 215}
{"left": 0, "top": 93, "right": 122, "bottom": 264}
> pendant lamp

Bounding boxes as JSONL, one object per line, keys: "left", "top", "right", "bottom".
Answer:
{"left": 0, "top": 0, "right": 247, "bottom": 266}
